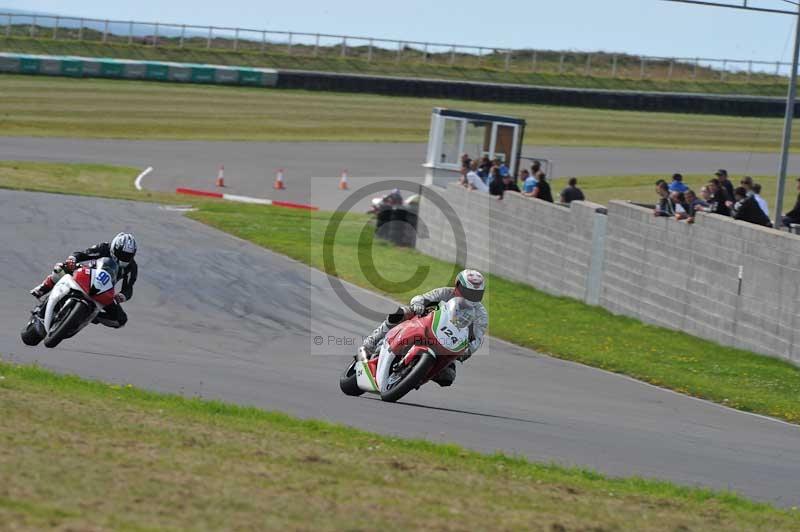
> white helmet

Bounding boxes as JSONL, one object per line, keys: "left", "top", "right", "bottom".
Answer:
{"left": 111, "top": 232, "right": 137, "bottom": 267}
{"left": 454, "top": 269, "right": 485, "bottom": 302}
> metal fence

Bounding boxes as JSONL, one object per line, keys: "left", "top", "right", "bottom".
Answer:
{"left": 1, "top": 12, "right": 793, "bottom": 82}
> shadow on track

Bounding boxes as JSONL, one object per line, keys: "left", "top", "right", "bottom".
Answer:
{"left": 364, "top": 396, "right": 551, "bottom": 426}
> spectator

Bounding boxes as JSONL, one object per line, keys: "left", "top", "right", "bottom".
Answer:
{"left": 740, "top": 176, "right": 754, "bottom": 192}
{"left": 781, "top": 178, "right": 800, "bottom": 228}
{"left": 560, "top": 177, "right": 586, "bottom": 204}
{"left": 699, "top": 185, "right": 712, "bottom": 204}
{"left": 521, "top": 170, "right": 538, "bottom": 197}
{"left": 460, "top": 153, "right": 472, "bottom": 173}
{"left": 531, "top": 161, "right": 541, "bottom": 176}
{"left": 464, "top": 161, "right": 489, "bottom": 192}
{"left": 497, "top": 159, "right": 510, "bottom": 178}
{"left": 671, "top": 191, "right": 689, "bottom": 217}
{"left": 752, "top": 183, "right": 769, "bottom": 217}
{"left": 502, "top": 173, "right": 521, "bottom": 193}
{"left": 654, "top": 180, "right": 675, "bottom": 217}
{"left": 733, "top": 186, "right": 772, "bottom": 227}
{"left": 532, "top": 172, "right": 554, "bottom": 202}
{"left": 707, "top": 178, "right": 731, "bottom": 216}
{"left": 488, "top": 167, "right": 504, "bottom": 198}
{"left": 478, "top": 156, "right": 492, "bottom": 180}
{"left": 715, "top": 169, "right": 735, "bottom": 200}
{"left": 668, "top": 173, "right": 689, "bottom": 193}
{"left": 684, "top": 189, "right": 708, "bottom": 218}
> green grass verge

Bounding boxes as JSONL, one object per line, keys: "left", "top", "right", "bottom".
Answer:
{"left": 2, "top": 360, "right": 798, "bottom": 530}
{"left": 0, "top": 73, "right": 797, "bottom": 152}
{"left": 1, "top": 35, "right": 789, "bottom": 96}
{"left": 2, "top": 160, "right": 799, "bottom": 425}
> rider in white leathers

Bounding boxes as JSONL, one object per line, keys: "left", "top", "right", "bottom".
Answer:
{"left": 358, "top": 269, "right": 488, "bottom": 387}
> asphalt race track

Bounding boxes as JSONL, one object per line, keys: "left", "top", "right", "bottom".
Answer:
{"left": 3, "top": 137, "right": 800, "bottom": 211}
{"left": 2, "top": 189, "right": 799, "bottom": 507}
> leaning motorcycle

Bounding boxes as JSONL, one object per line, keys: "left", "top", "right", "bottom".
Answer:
{"left": 21, "top": 258, "right": 118, "bottom": 348}
{"left": 340, "top": 298, "right": 473, "bottom": 403}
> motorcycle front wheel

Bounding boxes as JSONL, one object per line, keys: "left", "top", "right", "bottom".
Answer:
{"left": 44, "top": 299, "right": 92, "bottom": 348}
{"left": 339, "top": 360, "right": 365, "bottom": 397}
{"left": 380, "top": 352, "right": 436, "bottom": 403}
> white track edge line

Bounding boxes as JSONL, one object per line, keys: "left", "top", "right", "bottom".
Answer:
{"left": 134, "top": 166, "right": 153, "bottom": 191}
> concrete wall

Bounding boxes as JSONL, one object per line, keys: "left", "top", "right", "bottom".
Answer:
{"left": 417, "top": 183, "right": 606, "bottom": 303}
{"left": 417, "top": 185, "right": 800, "bottom": 364}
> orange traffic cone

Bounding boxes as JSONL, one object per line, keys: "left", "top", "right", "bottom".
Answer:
{"left": 216, "top": 165, "right": 225, "bottom": 187}
{"left": 273, "top": 168, "right": 286, "bottom": 190}
{"left": 338, "top": 169, "right": 349, "bottom": 190}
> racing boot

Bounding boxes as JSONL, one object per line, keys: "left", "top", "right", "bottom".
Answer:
{"left": 358, "top": 321, "right": 390, "bottom": 361}
{"left": 30, "top": 277, "right": 55, "bottom": 299}
{"left": 431, "top": 362, "right": 457, "bottom": 387}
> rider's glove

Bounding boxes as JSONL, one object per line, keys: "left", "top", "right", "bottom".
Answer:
{"left": 410, "top": 301, "right": 426, "bottom": 316}
{"left": 114, "top": 293, "right": 127, "bottom": 304}
{"left": 64, "top": 256, "right": 77, "bottom": 272}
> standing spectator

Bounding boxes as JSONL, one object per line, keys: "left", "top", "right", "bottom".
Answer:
{"left": 498, "top": 160, "right": 509, "bottom": 178}
{"left": 715, "top": 169, "right": 735, "bottom": 200}
{"left": 560, "top": 177, "right": 586, "bottom": 204}
{"left": 740, "top": 176, "right": 754, "bottom": 193}
{"left": 464, "top": 161, "right": 489, "bottom": 192}
{"left": 733, "top": 187, "right": 772, "bottom": 227}
{"left": 707, "top": 178, "right": 731, "bottom": 216}
{"left": 752, "top": 183, "right": 769, "bottom": 217}
{"left": 502, "top": 173, "right": 520, "bottom": 193}
{"left": 781, "top": 178, "right": 800, "bottom": 228}
{"left": 532, "top": 172, "right": 554, "bottom": 202}
{"left": 668, "top": 173, "right": 689, "bottom": 193}
{"left": 521, "top": 170, "right": 538, "bottom": 197}
{"left": 654, "top": 180, "right": 675, "bottom": 217}
{"left": 488, "top": 167, "right": 504, "bottom": 198}
{"left": 531, "top": 161, "right": 542, "bottom": 176}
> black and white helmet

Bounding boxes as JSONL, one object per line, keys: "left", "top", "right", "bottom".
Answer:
{"left": 110, "top": 232, "right": 137, "bottom": 267}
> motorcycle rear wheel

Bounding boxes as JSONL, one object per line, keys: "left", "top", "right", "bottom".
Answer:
{"left": 380, "top": 352, "right": 436, "bottom": 403}
{"left": 339, "top": 360, "right": 365, "bottom": 397}
{"left": 44, "top": 300, "right": 91, "bottom": 348}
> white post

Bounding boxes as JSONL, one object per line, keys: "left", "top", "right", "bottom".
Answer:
{"left": 504, "top": 49, "right": 511, "bottom": 71}
{"left": 52, "top": 16, "right": 58, "bottom": 40}
{"left": 531, "top": 50, "right": 537, "bottom": 72}
{"left": 668, "top": 59, "right": 674, "bottom": 80}
{"left": 262, "top": 31, "right": 267, "bottom": 52}
{"left": 234, "top": 28, "right": 239, "bottom": 51}
{"left": 287, "top": 32, "right": 293, "bottom": 55}
{"left": 584, "top": 53, "right": 591, "bottom": 76}
{"left": 639, "top": 57, "right": 646, "bottom": 79}
{"left": 153, "top": 23, "right": 159, "bottom": 46}
{"left": 102, "top": 19, "right": 109, "bottom": 43}
{"left": 314, "top": 34, "right": 319, "bottom": 56}
{"left": 774, "top": 3, "right": 800, "bottom": 228}
{"left": 367, "top": 39, "right": 373, "bottom": 62}
{"left": 558, "top": 53, "right": 565, "bottom": 74}
{"left": 78, "top": 18, "right": 84, "bottom": 40}
{"left": 341, "top": 37, "right": 347, "bottom": 57}
{"left": 30, "top": 15, "right": 36, "bottom": 38}
{"left": 450, "top": 45, "right": 456, "bottom": 65}
{"left": 180, "top": 25, "right": 185, "bottom": 48}
{"left": 207, "top": 26, "right": 212, "bottom": 49}
{"left": 128, "top": 21, "right": 133, "bottom": 44}
{"left": 611, "top": 54, "right": 617, "bottom": 77}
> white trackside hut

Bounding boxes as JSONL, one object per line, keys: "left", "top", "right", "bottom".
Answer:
{"left": 423, "top": 108, "right": 527, "bottom": 187}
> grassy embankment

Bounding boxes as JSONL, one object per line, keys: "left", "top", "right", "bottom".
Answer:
{"left": 3, "top": 361, "right": 797, "bottom": 530}
{"left": 0, "top": 74, "right": 796, "bottom": 152}
{"left": 1, "top": 160, "right": 799, "bottom": 426}
{"left": 0, "top": 34, "right": 788, "bottom": 96}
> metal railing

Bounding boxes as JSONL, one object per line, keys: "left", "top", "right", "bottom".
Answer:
{"left": 1, "top": 12, "right": 793, "bottom": 82}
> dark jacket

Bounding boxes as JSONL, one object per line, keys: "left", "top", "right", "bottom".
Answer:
{"left": 734, "top": 197, "right": 772, "bottom": 227}
{"left": 73, "top": 242, "right": 138, "bottom": 300}
{"left": 786, "top": 193, "right": 800, "bottom": 220}
{"left": 655, "top": 196, "right": 675, "bottom": 217}
{"left": 536, "top": 180, "right": 554, "bottom": 203}
{"left": 709, "top": 190, "right": 731, "bottom": 216}
{"left": 503, "top": 180, "right": 521, "bottom": 193}
{"left": 560, "top": 185, "right": 585, "bottom": 204}
{"left": 489, "top": 176, "right": 505, "bottom": 198}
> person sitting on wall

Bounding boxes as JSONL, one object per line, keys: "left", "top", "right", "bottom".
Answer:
{"left": 668, "top": 173, "right": 689, "bottom": 193}
{"left": 461, "top": 153, "right": 472, "bottom": 174}
{"left": 733, "top": 186, "right": 772, "bottom": 227}
{"left": 531, "top": 172, "right": 554, "bottom": 202}
{"left": 478, "top": 156, "right": 492, "bottom": 180}
{"left": 671, "top": 191, "right": 689, "bottom": 218}
{"left": 464, "top": 161, "right": 489, "bottom": 192}
{"left": 653, "top": 180, "right": 675, "bottom": 217}
{"left": 781, "top": 178, "right": 800, "bottom": 228}
{"left": 560, "top": 177, "right": 585, "bottom": 204}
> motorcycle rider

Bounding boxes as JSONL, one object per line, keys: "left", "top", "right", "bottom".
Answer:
{"left": 357, "top": 269, "right": 488, "bottom": 387}
{"left": 30, "top": 232, "right": 138, "bottom": 328}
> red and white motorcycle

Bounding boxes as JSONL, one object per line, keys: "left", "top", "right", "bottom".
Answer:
{"left": 339, "top": 298, "right": 474, "bottom": 402}
{"left": 21, "top": 258, "right": 118, "bottom": 348}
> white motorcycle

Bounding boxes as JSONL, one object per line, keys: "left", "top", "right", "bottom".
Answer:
{"left": 21, "top": 258, "right": 118, "bottom": 348}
